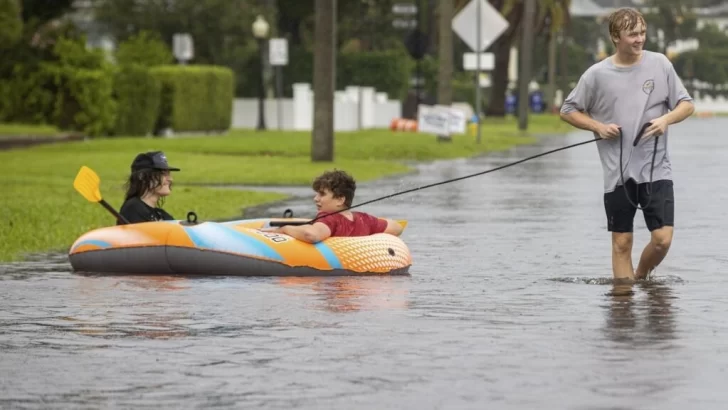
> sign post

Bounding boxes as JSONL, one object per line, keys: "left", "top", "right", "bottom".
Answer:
{"left": 452, "top": 0, "right": 509, "bottom": 143}
{"left": 173, "top": 33, "right": 194, "bottom": 65}
{"left": 269, "top": 38, "right": 288, "bottom": 130}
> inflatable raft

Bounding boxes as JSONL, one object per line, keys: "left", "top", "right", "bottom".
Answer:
{"left": 68, "top": 218, "right": 412, "bottom": 276}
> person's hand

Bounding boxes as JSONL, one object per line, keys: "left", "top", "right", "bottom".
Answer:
{"left": 595, "top": 123, "right": 621, "bottom": 140}
{"left": 642, "top": 117, "right": 668, "bottom": 139}
{"left": 260, "top": 226, "right": 284, "bottom": 233}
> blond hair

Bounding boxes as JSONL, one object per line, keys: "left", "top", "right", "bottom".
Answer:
{"left": 607, "top": 8, "right": 646, "bottom": 45}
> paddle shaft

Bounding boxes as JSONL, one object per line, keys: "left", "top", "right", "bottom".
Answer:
{"left": 100, "top": 199, "right": 130, "bottom": 225}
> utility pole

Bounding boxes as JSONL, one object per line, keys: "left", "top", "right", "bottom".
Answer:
{"left": 311, "top": 0, "right": 336, "bottom": 161}
{"left": 518, "top": 0, "right": 536, "bottom": 131}
{"left": 475, "top": 0, "right": 482, "bottom": 143}
{"left": 436, "top": 0, "right": 453, "bottom": 108}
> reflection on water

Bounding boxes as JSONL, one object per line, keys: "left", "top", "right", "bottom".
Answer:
{"left": 277, "top": 276, "right": 410, "bottom": 313}
{"left": 603, "top": 280, "right": 677, "bottom": 348}
{"left": 57, "top": 275, "right": 196, "bottom": 340}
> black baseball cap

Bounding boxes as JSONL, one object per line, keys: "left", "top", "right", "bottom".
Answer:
{"left": 131, "top": 151, "right": 181, "bottom": 172}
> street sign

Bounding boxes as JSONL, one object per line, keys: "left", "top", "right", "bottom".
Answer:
{"left": 409, "top": 76, "right": 425, "bottom": 86}
{"left": 392, "top": 3, "right": 417, "bottom": 15}
{"left": 463, "top": 52, "right": 495, "bottom": 70}
{"left": 269, "top": 38, "right": 288, "bottom": 66}
{"left": 173, "top": 33, "right": 194, "bottom": 62}
{"left": 393, "top": 18, "right": 417, "bottom": 29}
{"left": 451, "top": 0, "right": 509, "bottom": 52}
{"left": 417, "top": 105, "right": 467, "bottom": 135}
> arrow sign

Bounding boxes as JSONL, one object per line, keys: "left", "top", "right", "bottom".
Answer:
{"left": 452, "top": 0, "right": 509, "bottom": 52}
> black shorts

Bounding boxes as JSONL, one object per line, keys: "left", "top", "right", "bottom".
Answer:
{"left": 603, "top": 179, "right": 674, "bottom": 233}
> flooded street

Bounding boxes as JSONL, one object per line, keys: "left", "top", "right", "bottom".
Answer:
{"left": 2, "top": 117, "right": 727, "bottom": 409}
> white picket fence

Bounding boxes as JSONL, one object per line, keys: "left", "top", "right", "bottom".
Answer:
{"left": 231, "top": 83, "right": 728, "bottom": 132}
{"left": 231, "top": 83, "right": 401, "bottom": 131}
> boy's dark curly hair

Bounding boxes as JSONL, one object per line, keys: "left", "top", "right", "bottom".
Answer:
{"left": 312, "top": 169, "right": 356, "bottom": 207}
{"left": 123, "top": 169, "right": 168, "bottom": 208}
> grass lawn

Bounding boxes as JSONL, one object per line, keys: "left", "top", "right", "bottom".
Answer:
{"left": 29, "top": 114, "right": 569, "bottom": 161}
{"left": 0, "top": 123, "right": 64, "bottom": 138}
{"left": 0, "top": 114, "right": 568, "bottom": 262}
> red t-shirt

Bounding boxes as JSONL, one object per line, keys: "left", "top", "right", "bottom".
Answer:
{"left": 315, "top": 211, "right": 388, "bottom": 237}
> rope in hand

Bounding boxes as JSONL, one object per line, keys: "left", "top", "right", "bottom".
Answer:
{"left": 289, "top": 136, "right": 604, "bottom": 226}
{"left": 619, "top": 122, "right": 659, "bottom": 210}
{"left": 273, "top": 125, "right": 661, "bottom": 227}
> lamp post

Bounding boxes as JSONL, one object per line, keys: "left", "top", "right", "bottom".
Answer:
{"left": 252, "top": 15, "right": 269, "bottom": 131}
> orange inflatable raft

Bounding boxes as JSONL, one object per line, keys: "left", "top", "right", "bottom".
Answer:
{"left": 68, "top": 218, "right": 412, "bottom": 277}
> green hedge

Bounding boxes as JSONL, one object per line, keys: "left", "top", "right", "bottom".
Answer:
{"left": 337, "top": 51, "right": 413, "bottom": 100}
{"left": 0, "top": 64, "right": 56, "bottom": 124}
{"left": 112, "top": 65, "right": 161, "bottom": 136}
{"left": 44, "top": 63, "right": 116, "bottom": 136}
{"left": 150, "top": 65, "right": 234, "bottom": 133}
{"left": 0, "top": 64, "right": 116, "bottom": 136}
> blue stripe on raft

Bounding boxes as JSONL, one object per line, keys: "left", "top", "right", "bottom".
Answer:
{"left": 314, "top": 242, "right": 342, "bottom": 269}
{"left": 71, "top": 239, "right": 112, "bottom": 252}
{"left": 182, "top": 223, "right": 284, "bottom": 261}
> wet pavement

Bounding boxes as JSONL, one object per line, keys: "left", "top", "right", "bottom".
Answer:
{"left": 1, "top": 117, "right": 727, "bottom": 409}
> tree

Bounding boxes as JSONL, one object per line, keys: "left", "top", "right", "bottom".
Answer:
{"left": 311, "top": 0, "right": 336, "bottom": 162}
{"left": 21, "top": 0, "right": 73, "bottom": 25}
{"left": 642, "top": 0, "right": 697, "bottom": 54}
{"left": 483, "top": 0, "right": 570, "bottom": 117}
{"left": 94, "top": 0, "right": 265, "bottom": 64}
{"left": 115, "top": 30, "right": 173, "bottom": 67}
{"left": 0, "top": 0, "right": 22, "bottom": 49}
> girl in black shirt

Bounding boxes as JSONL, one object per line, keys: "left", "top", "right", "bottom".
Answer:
{"left": 118, "top": 151, "right": 181, "bottom": 225}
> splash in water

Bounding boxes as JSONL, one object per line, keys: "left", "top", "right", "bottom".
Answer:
{"left": 547, "top": 274, "right": 685, "bottom": 286}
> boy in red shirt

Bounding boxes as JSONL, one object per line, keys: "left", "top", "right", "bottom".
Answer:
{"left": 264, "top": 170, "right": 403, "bottom": 243}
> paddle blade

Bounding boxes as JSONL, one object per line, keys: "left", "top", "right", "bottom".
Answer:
{"left": 73, "top": 166, "right": 102, "bottom": 203}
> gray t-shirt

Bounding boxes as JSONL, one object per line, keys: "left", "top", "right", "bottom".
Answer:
{"left": 560, "top": 50, "right": 692, "bottom": 193}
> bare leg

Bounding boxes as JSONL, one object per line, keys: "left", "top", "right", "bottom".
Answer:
{"left": 612, "top": 232, "right": 635, "bottom": 281}
{"left": 635, "top": 226, "right": 673, "bottom": 280}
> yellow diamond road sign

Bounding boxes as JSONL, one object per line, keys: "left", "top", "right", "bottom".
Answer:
{"left": 452, "top": 0, "right": 509, "bottom": 53}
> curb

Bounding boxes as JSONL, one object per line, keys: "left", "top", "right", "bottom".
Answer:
{"left": 0, "top": 133, "right": 86, "bottom": 151}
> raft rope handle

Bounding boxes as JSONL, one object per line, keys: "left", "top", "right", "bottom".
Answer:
{"left": 618, "top": 123, "right": 659, "bottom": 210}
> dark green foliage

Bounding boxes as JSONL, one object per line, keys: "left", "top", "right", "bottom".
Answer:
{"left": 0, "top": 0, "right": 22, "bottom": 49}
{"left": 112, "top": 65, "right": 162, "bottom": 136}
{"left": 150, "top": 65, "right": 234, "bottom": 133}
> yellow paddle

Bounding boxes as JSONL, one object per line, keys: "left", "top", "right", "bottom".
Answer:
{"left": 73, "top": 166, "right": 130, "bottom": 225}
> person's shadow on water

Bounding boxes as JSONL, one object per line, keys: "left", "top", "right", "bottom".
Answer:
{"left": 602, "top": 279, "right": 677, "bottom": 348}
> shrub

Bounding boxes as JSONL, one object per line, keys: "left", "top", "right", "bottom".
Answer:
{"left": 112, "top": 65, "right": 161, "bottom": 136}
{"left": 150, "top": 65, "right": 234, "bottom": 133}
{"left": 45, "top": 37, "right": 116, "bottom": 136}
{"left": 0, "top": 0, "right": 22, "bottom": 49}
{"left": 115, "top": 30, "right": 174, "bottom": 67}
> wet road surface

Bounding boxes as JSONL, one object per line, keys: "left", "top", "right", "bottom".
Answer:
{"left": 1, "top": 118, "right": 727, "bottom": 409}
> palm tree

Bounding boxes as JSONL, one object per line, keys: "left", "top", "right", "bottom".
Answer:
{"left": 479, "top": 0, "right": 570, "bottom": 116}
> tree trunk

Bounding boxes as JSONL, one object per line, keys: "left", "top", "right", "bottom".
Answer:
{"left": 545, "top": 29, "right": 557, "bottom": 112}
{"left": 311, "top": 0, "right": 336, "bottom": 162}
{"left": 485, "top": 1, "right": 524, "bottom": 117}
{"left": 437, "top": 0, "right": 453, "bottom": 106}
{"left": 263, "top": 0, "right": 277, "bottom": 99}
{"left": 517, "top": 0, "right": 536, "bottom": 130}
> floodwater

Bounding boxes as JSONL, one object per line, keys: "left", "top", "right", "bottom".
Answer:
{"left": 2, "top": 118, "right": 727, "bottom": 409}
